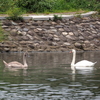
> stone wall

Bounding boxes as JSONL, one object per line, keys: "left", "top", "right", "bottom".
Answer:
{"left": 0, "top": 16, "right": 100, "bottom": 52}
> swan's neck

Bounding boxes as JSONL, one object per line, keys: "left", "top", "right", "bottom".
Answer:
{"left": 23, "top": 54, "right": 28, "bottom": 67}
{"left": 71, "top": 51, "right": 76, "bottom": 70}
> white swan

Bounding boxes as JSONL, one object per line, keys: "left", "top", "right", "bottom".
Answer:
{"left": 3, "top": 52, "right": 28, "bottom": 68}
{"left": 71, "top": 49, "right": 97, "bottom": 70}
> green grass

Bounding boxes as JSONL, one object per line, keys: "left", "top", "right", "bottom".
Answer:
{"left": 0, "top": 0, "right": 99, "bottom": 14}
{"left": 0, "top": 25, "right": 7, "bottom": 41}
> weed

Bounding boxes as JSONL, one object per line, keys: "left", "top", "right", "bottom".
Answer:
{"left": 97, "top": 9, "right": 100, "bottom": 15}
{"left": 6, "top": 7, "right": 24, "bottom": 21}
{"left": 0, "top": 0, "right": 99, "bottom": 16}
{"left": 75, "top": 14, "right": 82, "bottom": 18}
{"left": 53, "top": 14, "right": 62, "bottom": 21}
{"left": 0, "top": 24, "right": 7, "bottom": 41}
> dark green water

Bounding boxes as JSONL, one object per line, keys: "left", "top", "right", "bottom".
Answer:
{"left": 0, "top": 51, "right": 100, "bottom": 100}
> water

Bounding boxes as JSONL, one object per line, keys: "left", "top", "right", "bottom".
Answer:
{"left": 0, "top": 51, "right": 100, "bottom": 100}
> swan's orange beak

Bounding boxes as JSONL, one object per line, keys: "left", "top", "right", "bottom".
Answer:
{"left": 69, "top": 50, "right": 72, "bottom": 53}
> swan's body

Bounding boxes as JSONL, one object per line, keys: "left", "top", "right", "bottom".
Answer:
{"left": 71, "top": 49, "right": 96, "bottom": 70}
{"left": 3, "top": 52, "right": 28, "bottom": 68}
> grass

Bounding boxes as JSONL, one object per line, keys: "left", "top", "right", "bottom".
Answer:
{"left": 53, "top": 14, "right": 62, "bottom": 21}
{"left": 0, "top": 0, "right": 99, "bottom": 14}
{"left": 21, "top": 9, "right": 89, "bottom": 17}
{"left": 0, "top": 25, "right": 7, "bottom": 41}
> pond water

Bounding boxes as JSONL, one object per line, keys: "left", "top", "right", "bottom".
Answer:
{"left": 0, "top": 51, "right": 100, "bottom": 100}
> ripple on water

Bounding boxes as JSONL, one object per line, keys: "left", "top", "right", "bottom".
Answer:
{"left": 46, "top": 78, "right": 59, "bottom": 81}
{"left": 0, "top": 52, "right": 100, "bottom": 100}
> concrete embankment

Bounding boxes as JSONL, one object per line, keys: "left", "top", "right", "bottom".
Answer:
{"left": 0, "top": 11, "right": 100, "bottom": 52}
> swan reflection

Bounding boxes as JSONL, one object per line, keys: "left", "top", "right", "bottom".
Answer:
{"left": 3, "top": 67, "right": 28, "bottom": 76}
{"left": 71, "top": 68, "right": 94, "bottom": 82}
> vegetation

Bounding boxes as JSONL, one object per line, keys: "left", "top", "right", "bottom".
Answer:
{"left": 6, "top": 7, "right": 24, "bottom": 21}
{"left": 0, "top": 0, "right": 99, "bottom": 21}
{"left": 53, "top": 15, "right": 62, "bottom": 21}
{"left": 97, "top": 9, "right": 100, "bottom": 15}
{"left": 0, "top": 0, "right": 99, "bottom": 14}
{"left": 0, "top": 24, "right": 7, "bottom": 41}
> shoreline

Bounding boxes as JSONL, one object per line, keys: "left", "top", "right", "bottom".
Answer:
{"left": 0, "top": 11, "right": 97, "bottom": 20}
{"left": 0, "top": 11, "right": 100, "bottom": 52}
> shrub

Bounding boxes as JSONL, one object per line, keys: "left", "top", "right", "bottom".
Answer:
{"left": 65, "top": 0, "right": 100, "bottom": 11}
{"left": 6, "top": 7, "right": 25, "bottom": 21}
{"left": 15, "top": 0, "right": 58, "bottom": 12}
{"left": 0, "top": 0, "right": 100, "bottom": 14}
{"left": 53, "top": 15, "right": 62, "bottom": 21}
{"left": 0, "top": 0, "right": 14, "bottom": 12}
{"left": 0, "top": 24, "right": 7, "bottom": 41}
{"left": 97, "top": 9, "right": 100, "bottom": 15}
{"left": 52, "top": 0, "right": 69, "bottom": 11}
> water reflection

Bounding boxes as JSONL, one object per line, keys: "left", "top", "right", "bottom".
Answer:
{"left": 0, "top": 51, "right": 100, "bottom": 99}
{"left": 3, "top": 67, "right": 28, "bottom": 76}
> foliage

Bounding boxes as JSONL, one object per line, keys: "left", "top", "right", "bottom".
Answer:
{"left": 96, "top": 8, "right": 100, "bottom": 15}
{"left": 65, "top": 0, "right": 100, "bottom": 11}
{"left": 15, "top": 0, "right": 57, "bottom": 12}
{"left": 53, "top": 15, "right": 62, "bottom": 21}
{"left": 0, "top": 0, "right": 99, "bottom": 14}
{"left": 0, "top": 0, "right": 14, "bottom": 12}
{"left": 52, "top": 0, "right": 71, "bottom": 11}
{"left": 6, "top": 7, "right": 24, "bottom": 21}
{"left": 0, "top": 24, "right": 7, "bottom": 41}
{"left": 15, "top": 0, "right": 100, "bottom": 13}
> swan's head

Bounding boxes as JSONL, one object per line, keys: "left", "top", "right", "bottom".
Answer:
{"left": 72, "top": 49, "right": 76, "bottom": 53}
{"left": 24, "top": 51, "right": 28, "bottom": 57}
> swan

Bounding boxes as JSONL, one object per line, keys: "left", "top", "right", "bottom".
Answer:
{"left": 3, "top": 52, "right": 28, "bottom": 68}
{"left": 71, "top": 49, "right": 97, "bottom": 70}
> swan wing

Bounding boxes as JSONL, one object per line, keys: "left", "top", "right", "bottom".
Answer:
{"left": 8, "top": 61, "right": 23, "bottom": 68}
{"left": 75, "top": 60, "right": 96, "bottom": 67}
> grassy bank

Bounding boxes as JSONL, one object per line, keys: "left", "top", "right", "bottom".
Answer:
{"left": 0, "top": 0, "right": 99, "bottom": 14}
{"left": 0, "top": 25, "right": 7, "bottom": 41}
